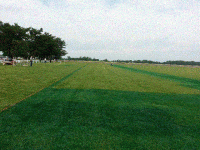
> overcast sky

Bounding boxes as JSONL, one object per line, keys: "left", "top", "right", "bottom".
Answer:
{"left": 0, "top": 0, "right": 199, "bottom": 61}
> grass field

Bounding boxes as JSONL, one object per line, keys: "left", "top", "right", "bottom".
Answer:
{"left": 0, "top": 62, "right": 200, "bottom": 149}
{"left": 121, "top": 63, "right": 200, "bottom": 80}
{"left": 0, "top": 62, "right": 86, "bottom": 111}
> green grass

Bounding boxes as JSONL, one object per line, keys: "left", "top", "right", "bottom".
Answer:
{"left": 0, "top": 62, "right": 86, "bottom": 110}
{"left": 121, "top": 63, "right": 200, "bottom": 80}
{"left": 113, "top": 64, "right": 200, "bottom": 91}
{"left": 0, "top": 62, "right": 200, "bottom": 149}
{"left": 55, "top": 63, "right": 200, "bottom": 94}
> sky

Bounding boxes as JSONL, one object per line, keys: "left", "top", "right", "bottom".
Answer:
{"left": 0, "top": 0, "right": 199, "bottom": 61}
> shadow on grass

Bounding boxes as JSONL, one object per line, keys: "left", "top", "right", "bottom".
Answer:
{"left": 1, "top": 88, "right": 200, "bottom": 149}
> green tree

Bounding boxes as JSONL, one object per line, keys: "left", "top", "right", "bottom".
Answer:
{"left": 0, "top": 21, "right": 67, "bottom": 59}
{"left": 0, "top": 21, "right": 30, "bottom": 58}
{"left": 32, "top": 33, "right": 67, "bottom": 60}
{"left": 27, "top": 27, "right": 43, "bottom": 57}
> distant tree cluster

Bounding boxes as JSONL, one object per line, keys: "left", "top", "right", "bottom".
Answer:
{"left": 162, "top": 61, "right": 200, "bottom": 66}
{"left": 113, "top": 59, "right": 162, "bottom": 64}
{"left": 66, "top": 56, "right": 99, "bottom": 61}
{"left": 112, "top": 60, "right": 200, "bottom": 66}
{"left": 0, "top": 21, "right": 67, "bottom": 60}
{"left": 64, "top": 56, "right": 200, "bottom": 66}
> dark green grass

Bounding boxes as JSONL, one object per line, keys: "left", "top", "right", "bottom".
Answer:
{"left": 114, "top": 65, "right": 200, "bottom": 90}
{"left": 1, "top": 88, "right": 200, "bottom": 149}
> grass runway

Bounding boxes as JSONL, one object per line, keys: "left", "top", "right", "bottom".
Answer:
{"left": 0, "top": 62, "right": 200, "bottom": 149}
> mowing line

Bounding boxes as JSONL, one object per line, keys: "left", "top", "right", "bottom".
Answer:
{"left": 1, "top": 65, "right": 87, "bottom": 113}
{"left": 113, "top": 64, "right": 200, "bottom": 91}
{"left": 1, "top": 88, "right": 44, "bottom": 113}
{"left": 48, "top": 64, "right": 87, "bottom": 88}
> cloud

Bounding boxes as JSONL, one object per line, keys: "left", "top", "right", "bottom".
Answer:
{"left": 0, "top": 0, "right": 199, "bottom": 61}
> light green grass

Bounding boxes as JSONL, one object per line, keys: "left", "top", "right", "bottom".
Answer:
{"left": 122, "top": 63, "right": 200, "bottom": 80}
{"left": 0, "top": 62, "right": 86, "bottom": 110}
{"left": 113, "top": 64, "right": 200, "bottom": 91}
{"left": 55, "top": 63, "right": 200, "bottom": 94}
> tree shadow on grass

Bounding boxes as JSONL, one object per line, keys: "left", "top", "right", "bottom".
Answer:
{"left": 1, "top": 88, "right": 199, "bottom": 149}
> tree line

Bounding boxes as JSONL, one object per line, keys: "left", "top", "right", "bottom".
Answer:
{"left": 112, "top": 60, "right": 200, "bottom": 66}
{"left": 0, "top": 21, "right": 67, "bottom": 60}
{"left": 65, "top": 57, "right": 200, "bottom": 66}
{"left": 66, "top": 56, "right": 99, "bottom": 61}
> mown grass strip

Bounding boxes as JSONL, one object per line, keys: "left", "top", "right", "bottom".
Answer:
{"left": 113, "top": 64, "right": 200, "bottom": 90}
{"left": 123, "top": 63, "right": 200, "bottom": 80}
{"left": 55, "top": 63, "right": 199, "bottom": 94}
